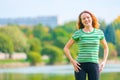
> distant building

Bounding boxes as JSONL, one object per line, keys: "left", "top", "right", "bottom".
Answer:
{"left": 0, "top": 16, "right": 58, "bottom": 28}
{"left": 37, "top": 16, "right": 58, "bottom": 28}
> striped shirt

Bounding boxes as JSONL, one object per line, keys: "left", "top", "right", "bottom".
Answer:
{"left": 72, "top": 28, "right": 105, "bottom": 63}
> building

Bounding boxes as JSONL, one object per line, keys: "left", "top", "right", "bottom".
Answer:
{"left": 0, "top": 16, "right": 58, "bottom": 28}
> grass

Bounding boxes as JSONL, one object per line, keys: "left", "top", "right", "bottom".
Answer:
{"left": 0, "top": 58, "right": 50, "bottom": 65}
{"left": 0, "top": 59, "right": 27, "bottom": 64}
{"left": 117, "top": 57, "right": 120, "bottom": 60}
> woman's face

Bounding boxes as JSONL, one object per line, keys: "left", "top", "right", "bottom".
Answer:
{"left": 81, "top": 13, "right": 92, "bottom": 27}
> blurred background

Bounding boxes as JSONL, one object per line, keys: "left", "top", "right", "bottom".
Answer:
{"left": 0, "top": 0, "right": 120, "bottom": 80}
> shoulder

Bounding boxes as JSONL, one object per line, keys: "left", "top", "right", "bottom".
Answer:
{"left": 73, "top": 29, "right": 81, "bottom": 34}
{"left": 95, "top": 28, "right": 104, "bottom": 33}
{"left": 95, "top": 28, "right": 102, "bottom": 31}
{"left": 72, "top": 29, "right": 82, "bottom": 41}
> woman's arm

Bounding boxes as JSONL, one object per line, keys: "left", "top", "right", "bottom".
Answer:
{"left": 99, "top": 39, "right": 109, "bottom": 72}
{"left": 64, "top": 38, "right": 81, "bottom": 72}
{"left": 64, "top": 38, "right": 75, "bottom": 62}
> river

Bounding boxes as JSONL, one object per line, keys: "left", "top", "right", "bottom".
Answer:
{"left": 0, "top": 64, "right": 120, "bottom": 80}
{"left": 0, "top": 64, "right": 120, "bottom": 74}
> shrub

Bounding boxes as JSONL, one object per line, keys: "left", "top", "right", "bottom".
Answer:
{"left": 27, "top": 51, "right": 42, "bottom": 65}
{"left": 41, "top": 45, "right": 64, "bottom": 64}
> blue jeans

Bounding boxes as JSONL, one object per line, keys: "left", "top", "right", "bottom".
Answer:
{"left": 74, "top": 62, "right": 99, "bottom": 80}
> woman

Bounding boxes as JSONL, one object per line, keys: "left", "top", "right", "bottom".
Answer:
{"left": 64, "top": 10, "right": 108, "bottom": 80}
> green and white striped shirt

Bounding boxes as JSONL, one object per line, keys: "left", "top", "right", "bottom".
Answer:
{"left": 72, "top": 28, "right": 105, "bottom": 63}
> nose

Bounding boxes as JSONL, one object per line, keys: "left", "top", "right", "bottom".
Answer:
{"left": 84, "top": 18, "right": 89, "bottom": 21}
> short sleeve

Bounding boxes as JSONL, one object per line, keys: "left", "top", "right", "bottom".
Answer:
{"left": 100, "top": 30, "right": 105, "bottom": 40}
{"left": 72, "top": 30, "right": 80, "bottom": 41}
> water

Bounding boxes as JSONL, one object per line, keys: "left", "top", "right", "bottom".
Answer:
{"left": 0, "top": 64, "right": 120, "bottom": 74}
{"left": 0, "top": 64, "right": 120, "bottom": 80}
{"left": 0, "top": 65, "right": 73, "bottom": 74}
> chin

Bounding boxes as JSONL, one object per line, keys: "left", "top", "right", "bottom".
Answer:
{"left": 85, "top": 24, "right": 91, "bottom": 27}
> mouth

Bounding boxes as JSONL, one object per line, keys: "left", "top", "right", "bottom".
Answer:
{"left": 86, "top": 22, "right": 89, "bottom": 24}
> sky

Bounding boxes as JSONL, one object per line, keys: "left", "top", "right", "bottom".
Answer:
{"left": 0, "top": 0, "right": 120, "bottom": 24}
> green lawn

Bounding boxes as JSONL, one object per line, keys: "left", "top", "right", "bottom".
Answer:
{"left": 0, "top": 59, "right": 27, "bottom": 64}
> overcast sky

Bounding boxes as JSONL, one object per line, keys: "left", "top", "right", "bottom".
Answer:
{"left": 0, "top": 0, "right": 120, "bottom": 24}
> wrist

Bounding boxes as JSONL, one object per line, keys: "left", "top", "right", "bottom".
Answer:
{"left": 70, "top": 59, "right": 74, "bottom": 63}
{"left": 103, "top": 59, "right": 107, "bottom": 63}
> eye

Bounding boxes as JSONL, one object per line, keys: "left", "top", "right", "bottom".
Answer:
{"left": 82, "top": 17, "right": 86, "bottom": 20}
{"left": 83, "top": 18, "right": 85, "bottom": 20}
{"left": 87, "top": 16, "right": 90, "bottom": 19}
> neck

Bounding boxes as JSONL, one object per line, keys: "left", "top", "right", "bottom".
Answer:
{"left": 83, "top": 26, "right": 94, "bottom": 33}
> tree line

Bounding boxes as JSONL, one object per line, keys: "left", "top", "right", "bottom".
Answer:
{"left": 0, "top": 16, "right": 120, "bottom": 65}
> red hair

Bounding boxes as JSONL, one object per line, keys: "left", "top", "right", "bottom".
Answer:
{"left": 77, "top": 10, "right": 99, "bottom": 29}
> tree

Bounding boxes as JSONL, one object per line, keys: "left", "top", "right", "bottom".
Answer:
{"left": 28, "top": 38, "right": 41, "bottom": 52}
{"left": 27, "top": 51, "right": 42, "bottom": 65}
{"left": 52, "top": 28, "right": 69, "bottom": 48}
{"left": 0, "top": 26, "right": 29, "bottom": 52}
{"left": 41, "top": 45, "right": 64, "bottom": 64}
{"left": 33, "top": 24, "right": 52, "bottom": 41}
{"left": 0, "top": 33, "right": 14, "bottom": 58}
{"left": 115, "top": 30, "right": 120, "bottom": 56}
{"left": 57, "top": 21, "right": 77, "bottom": 34}
{"left": 104, "top": 24, "right": 116, "bottom": 44}
{"left": 20, "top": 26, "right": 33, "bottom": 39}
{"left": 112, "top": 16, "right": 120, "bottom": 30}
{"left": 99, "top": 19, "right": 107, "bottom": 32}
{"left": 107, "top": 43, "right": 117, "bottom": 59}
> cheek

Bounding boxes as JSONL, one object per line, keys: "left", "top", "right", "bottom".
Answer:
{"left": 89, "top": 18, "right": 92, "bottom": 22}
{"left": 81, "top": 19, "right": 85, "bottom": 24}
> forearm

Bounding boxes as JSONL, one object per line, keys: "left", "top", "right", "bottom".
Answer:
{"left": 64, "top": 46, "right": 81, "bottom": 72}
{"left": 64, "top": 48, "right": 74, "bottom": 62}
{"left": 103, "top": 47, "right": 109, "bottom": 62}
{"left": 64, "top": 39, "right": 75, "bottom": 62}
{"left": 100, "top": 39, "right": 109, "bottom": 62}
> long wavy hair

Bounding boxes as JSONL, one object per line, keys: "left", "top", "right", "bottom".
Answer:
{"left": 77, "top": 10, "right": 99, "bottom": 29}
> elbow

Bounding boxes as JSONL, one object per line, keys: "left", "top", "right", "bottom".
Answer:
{"left": 63, "top": 46, "right": 66, "bottom": 52}
{"left": 63, "top": 45, "right": 69, "bottom": 53}
{"left": 105, "top": 45, "right": 109, "bottom": 50}
{"left": 104, "top": 45, "right": 109, "bottom": 53}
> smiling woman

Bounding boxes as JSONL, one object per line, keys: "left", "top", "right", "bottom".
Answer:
{"left": 64, "top": 10, "right": 109, "bottom": 80}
